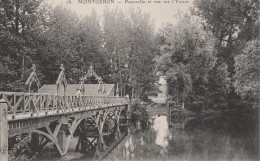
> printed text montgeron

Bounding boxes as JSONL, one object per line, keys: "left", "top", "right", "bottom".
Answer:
{"left": 78, "top": 0, "right": 114, "bottom": 4}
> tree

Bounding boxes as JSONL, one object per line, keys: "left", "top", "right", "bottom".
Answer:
{"left": 194, "top": 0, "right": 259, "bottom": 109}
{"left": 76, "top": 9, "right": 111, "bottom": 84}
{"left": 36, "top": 5, "right": 80, "bottom": 84}
{"left": 103, "top": 7, "right": 132, "bottom": 95}
{"left": 194, "top": 0, "right": 259, "bottom": 74}
{"left": 156, "top": 14, "right": 217, "bottom": 110}
{"left": 103, "top": 8, "right": 157, "bottom": 100}
{"left": 0, "top": 0, "right": 48, "bottom": 91}
{"left": 234, "top": 39, "right": 260, "bottom": 108}
{"left": 207, "top": 60, "right": 230, "bottom": 111}
{"left": 128, "top": 8, "right": 157, "bottom": 100}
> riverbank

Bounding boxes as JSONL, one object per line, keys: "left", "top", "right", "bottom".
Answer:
{"left": 146, "top": 102, "right": 221, "bottom": 118}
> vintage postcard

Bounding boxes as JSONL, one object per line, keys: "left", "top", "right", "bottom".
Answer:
{"left": 0, "top": 0, "right": 259, "bottom": 160}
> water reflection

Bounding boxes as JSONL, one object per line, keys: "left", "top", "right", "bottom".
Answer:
{"left": 152, "top": 115, "right": 172, "bottom": 156}
{"left": 106, "top": 113, "right": 258, "bottom": 161}
{"left": 123, "top": 135, "right": 135, "bottom": 160}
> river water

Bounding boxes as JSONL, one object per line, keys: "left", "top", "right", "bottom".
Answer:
{"left": 105, "top": 113, "right": 259, "bottom": 161}
{"left": 33, "top": 112, "right": 259, "bottom": 161}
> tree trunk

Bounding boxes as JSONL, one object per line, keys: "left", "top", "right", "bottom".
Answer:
{"left": 15, "top": 1, "right": 20, "bottom": 33}
{"left": 132, "top": 84, "right": 135, "bottom": 99}
{"left": 182, "top": 90, "right": 185, "bottom": 110}
{"left": 176, "top": 81, "right": 179, "bottom": 105}
{"left": 120, "top": 72, "right": 123, "bottom": 97}
{"left": 136, "top": 84, "right": 139, "bottom": 99}
{"left": 181, "top": 101, "right": 185, "bottom": 110}
{"left": 21, "top": 52, "right": 24, "bottom": 81}
{"left": 123, "top": 85, "right": 125, "bottom": 97}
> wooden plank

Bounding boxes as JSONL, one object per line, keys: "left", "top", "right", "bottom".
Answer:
{"left": 24, "top": 96, "right": 33, "bottom": 112}
{"left": 13, "top": 96, "right": 23, "bottom": 112}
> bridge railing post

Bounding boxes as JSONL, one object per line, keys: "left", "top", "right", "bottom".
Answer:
{"left": 0, "top": 99, "right": 8, "bottom": 161}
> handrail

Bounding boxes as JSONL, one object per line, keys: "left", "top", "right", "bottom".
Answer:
{"left": 0, "top": 92, "right": 128, "bottom": 120}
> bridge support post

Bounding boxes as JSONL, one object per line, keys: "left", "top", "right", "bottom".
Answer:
{"left": 57, "top": 123, "right": 69, "bottom": 155}
{"left": 31, "top": 133, "right": 40, "bottom": 152}
{"left": 0, "top": 99, "right": 8, "bottom": 161}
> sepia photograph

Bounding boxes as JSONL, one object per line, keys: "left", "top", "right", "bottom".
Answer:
{"left": 0, "top": 0, "right": 259, "bottom": 160}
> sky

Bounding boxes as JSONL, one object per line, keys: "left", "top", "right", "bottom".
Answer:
{"left": 46, "top": 0, "right": 194, "bottom": 30}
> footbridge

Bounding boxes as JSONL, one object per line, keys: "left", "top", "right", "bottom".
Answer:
{"left": 0, "top": 64, "right": 129, "bottom": 161}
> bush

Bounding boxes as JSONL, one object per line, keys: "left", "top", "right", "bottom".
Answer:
{"left": 128, "top": 100, "right": 149, "bottom": 130}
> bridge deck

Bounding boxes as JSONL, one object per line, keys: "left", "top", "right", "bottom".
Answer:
{"left": 0, "top": 91, "right": 128, "bottom": 137}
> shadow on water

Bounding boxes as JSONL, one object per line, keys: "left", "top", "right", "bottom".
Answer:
{"left": 106, "top": 112, "right": 259, "bottom": 161}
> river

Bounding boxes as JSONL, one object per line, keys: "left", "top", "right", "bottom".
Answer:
{"left": 105, "top": 113, "right": 259, "bottom": 161}
{"left": 32, "top": 111, "right": 258, "bottom": 161}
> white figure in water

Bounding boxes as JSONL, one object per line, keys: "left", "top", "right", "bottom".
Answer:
{"left": 152, "top": 115, "right": 172, "bottom": 156}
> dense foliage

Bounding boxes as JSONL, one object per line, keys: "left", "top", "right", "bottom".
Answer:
{"left": 234, "top": 39, "right": 260, "bottom": 108}
{"left": 0, "top": 2, "right": 157, "bottom": 101}
{"left": 103, "top": 8, "right": 157, "bottom": 100}
{"left": 194, "top": 0, "right": 259, "bottom": 110}
{"left": 156, "top": 0, "right": 259, "bottom": 111}
{"left": 129, "top": 100, "right": 149, "bottom": 129}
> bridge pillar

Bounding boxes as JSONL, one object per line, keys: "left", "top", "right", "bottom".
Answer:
{"left": 57, "top": 123, "right": 69, "bottom": 154}
{"left": 0, "top": 99, "right": 8, "bottom": 161}
{"left": 31, "top": 133, "right": 40, "bottom": 152}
